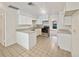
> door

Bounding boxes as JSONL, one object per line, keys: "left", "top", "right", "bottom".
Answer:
{"left": 0, "top": 12, "right": 5, "bottom": 46}
{"left": 72, "top": 11, "right": 79, "bottom": 56}
{"left": 0, "top": 14, "right": 2, "bottom": 43}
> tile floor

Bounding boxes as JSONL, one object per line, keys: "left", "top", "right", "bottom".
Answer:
{"left": 0, "top": 33, "right": 71, "bottom": 57}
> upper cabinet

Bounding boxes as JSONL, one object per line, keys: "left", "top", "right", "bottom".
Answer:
{"left": 64, "top": 16, "right": 72, "bottom": 26}
{"left": 36, "top": 19, "right": 42, "bottom": 24}
{"left": 65, "top": 2, "right": 79, "bottom": 11}
{"left": 64, "top": 2, "right": 79, "bottom": 26}
{"left": 64, "top": 9, "right": 79, "bottom": 26}
{"left": 17, "top": 15, "right": 32, "bottom": 26}
{"left": 36, "top": 15, "right": 49, "bottom": 25}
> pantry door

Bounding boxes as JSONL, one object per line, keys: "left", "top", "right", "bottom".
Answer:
{"left": 0, "top": 12, "right": 5, "bottom": 46}
{"left": 72, "top": 11, "right": 79, "bottom": 56}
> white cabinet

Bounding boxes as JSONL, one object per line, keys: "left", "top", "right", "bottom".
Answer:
{"left": 35, "top": 29, "right": 41, "bottom": 36}
{"left": 29, "top": 32, "right": 36, "bottom": 49}
{"left": 50, "top": 30, "right": 58, "bottom": 48}
{"left": 16, "top": 31, "right": 36, "bottom": 50}
{"left": 64, "top": 16, "right": 72, "bottom": 25}
{"left": 16, "top": 32, "right": 29, "bottom": 49}
{"left": 50, "top": 30, "right": 57, "bottom": 36}
{"left": 36, "top": 19, "right": 42, "bottom": 24}
{"left": 58, "top": 33, "right": 72, "bottom": 52}
{"left": 18, "top": 15, "right": 32, "bottom": 25}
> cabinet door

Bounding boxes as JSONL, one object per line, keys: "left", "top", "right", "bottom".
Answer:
{"left": 29, "top": 32, "right": 36, "bottom": 49}
{"left": 58, "top": 33, "right": 71, "bottom": 52}
{"left": 16, "top": 32, "right": 29, "bottom": 49}
{"left": 63, "top": 34, "right": 71, "bottom": 52}
{"left": 58, "top": 33, "right": 65, "bottom": 49}
{"left": 18, "top": 15, "right": 26, "bottom": 25}
{"left": 35, "top": 29, "right": 41, "bottom": 36}
{"left": 64, "top": 16, "right": 72, "bottom": 25}
{"left": 18, "top": 15, "right": 32, "bottom": 25}
{"left": 36, "top": 19, "right": 42, "bottom": 24}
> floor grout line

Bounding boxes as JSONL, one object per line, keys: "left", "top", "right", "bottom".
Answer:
{"left": 0, "top": 33, "right": 71, "bottom": 57}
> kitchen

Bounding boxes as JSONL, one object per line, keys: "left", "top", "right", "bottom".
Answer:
{"left": 0, "top": 2, "right": 79, "bottom": 57}
{"left": 16, "top": 13, "right": 42, "bottom": 49}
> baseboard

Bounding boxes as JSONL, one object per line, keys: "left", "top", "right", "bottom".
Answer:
{"left": 5, "top": 42, "right": 17, "bottom": 47}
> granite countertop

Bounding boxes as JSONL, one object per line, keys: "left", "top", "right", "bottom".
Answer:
{"left": 16, "top": 25, "right": 42, "bottom": 30}
{"left": 16, "top": 28, "right": 35, "bottom": 33}
{"left": 58, "top": 29, "right": 72, "bottom": 34}
{"left": 17, "top": 24, "right": 32, "bottom": 27}
{"left": 16, "top": 24, "right": 42, "bottom": 33}
{"left": 16, "top": 27, "right": 42, "bottom": 33}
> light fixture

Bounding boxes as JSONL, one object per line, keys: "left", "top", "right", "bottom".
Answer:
{"left": 41, "top": 9, "right": 46, "bottom": 14}
{"left": 8, "top": 5, "right": 19, "bottom": 10}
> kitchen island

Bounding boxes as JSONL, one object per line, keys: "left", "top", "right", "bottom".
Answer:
{"left": 16, "top": 29, "right": 36, "bottom": 50}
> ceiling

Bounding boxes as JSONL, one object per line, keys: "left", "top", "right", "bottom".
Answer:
{"left": 3, "top": 2, "right": 66, "bottom": 18}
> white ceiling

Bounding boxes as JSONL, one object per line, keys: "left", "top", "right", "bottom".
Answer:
{"left": 3, "top": 2, "right": 66, "bottom": 18}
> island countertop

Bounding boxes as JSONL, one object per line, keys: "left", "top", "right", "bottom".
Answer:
{"left": 16, "top": 28, "right": 35, "bottom": 34}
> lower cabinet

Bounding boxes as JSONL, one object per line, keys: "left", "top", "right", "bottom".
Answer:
{"left": 35, "top": 29, "right": 41, "bottom": 36}
{"left": 16, "top": 31, "right": 36, "bottom": 50}
{"left": 58, "top": 33, "right": 72, "bottom": 52}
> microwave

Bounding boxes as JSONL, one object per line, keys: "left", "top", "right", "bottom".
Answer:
{"left": 52, "top": 21, "right": 57, "bottom": 29}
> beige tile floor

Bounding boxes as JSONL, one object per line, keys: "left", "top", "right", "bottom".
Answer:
{"left": 0, "top": 33, "right": 72, "bottom": 57}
